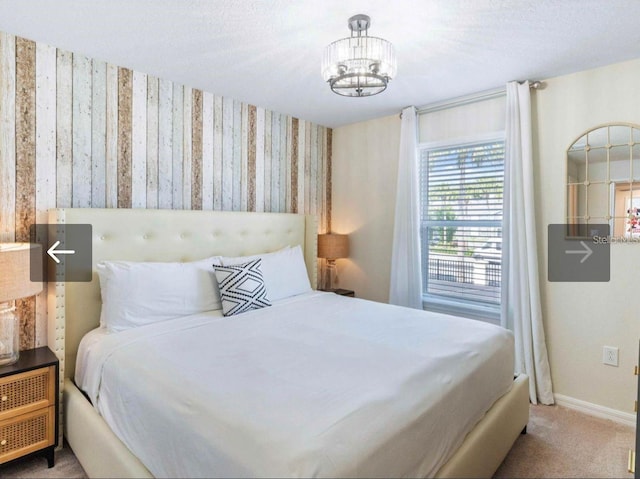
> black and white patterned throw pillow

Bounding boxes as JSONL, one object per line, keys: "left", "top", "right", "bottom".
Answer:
{"left": 213, "top": 258, "right": 271, "bottom": 316}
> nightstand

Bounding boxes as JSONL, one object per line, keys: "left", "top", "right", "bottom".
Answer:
{"left": 0, "top": 347, "right": 59, "bottom": 469}
{"left": 321, "top": 288, "right": 355, "bottom": 297}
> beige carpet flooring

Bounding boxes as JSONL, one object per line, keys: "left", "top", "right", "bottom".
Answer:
{"left": 1, "top": 444, "right": 87, "bottom": 478}
{"left": 0, "top": 404, "right": 635, "bottom": 478}
{"left": 495, "top": 404, "right": 635, "bottom": 478}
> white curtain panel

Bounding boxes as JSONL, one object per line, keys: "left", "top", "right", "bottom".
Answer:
{"left": 389, "top": 106, "right": 423, "bottom": 309}
{"left": 502, "top": 81, "right": 554, "bottom": 405}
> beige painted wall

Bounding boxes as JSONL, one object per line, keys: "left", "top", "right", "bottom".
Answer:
{"left": 533, "top": 58, "right": 640, "bottom": 413}
{"left": 332, "top": 59, "right": 640, "bottom": 414}
{"left": 331, "top": 114, "right": 400, "bottom": 303}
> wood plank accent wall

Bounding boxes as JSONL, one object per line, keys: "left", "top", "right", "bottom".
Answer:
{"left": 0, "top": 32, "right": 332, "bottom": 350}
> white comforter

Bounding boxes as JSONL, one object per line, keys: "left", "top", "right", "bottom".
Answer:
{"left": 76, "top": 291, "right": 514, "bottom": 478}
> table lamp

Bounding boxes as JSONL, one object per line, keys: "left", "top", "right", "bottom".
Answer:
{"left": 317, "top": 233, "right": 349, "bottom": 290}
{"left": 0, "top": 243, "right": 43, "bottom": 365}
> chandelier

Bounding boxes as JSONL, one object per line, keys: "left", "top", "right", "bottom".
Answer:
{"left": 322, "top": 14, "right": 397, "bottom": 97}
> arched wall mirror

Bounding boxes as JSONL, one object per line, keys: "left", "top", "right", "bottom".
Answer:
{"left": 566, "top": 123, "right": 640, "bottom": 238}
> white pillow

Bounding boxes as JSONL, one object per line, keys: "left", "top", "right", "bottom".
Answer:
{"left": 219, "top": 245, "right": 311, "bottom": 301}
{"left": 97, "top": 256, "right": 222, "bottom": 332}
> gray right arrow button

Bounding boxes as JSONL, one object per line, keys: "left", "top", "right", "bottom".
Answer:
{"left": 565, "top": 240, "right": 593, "bottom": 264}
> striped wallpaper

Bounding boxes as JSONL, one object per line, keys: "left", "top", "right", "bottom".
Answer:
{"left": 0, "top": 32, "right": 333, "bottom": 350}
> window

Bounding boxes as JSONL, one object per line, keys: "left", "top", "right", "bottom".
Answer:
{"left": 419, "top": 137, "right": 505, "bottom": 321}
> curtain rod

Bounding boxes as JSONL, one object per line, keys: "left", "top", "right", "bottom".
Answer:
{"left": 416, "top": 80, "right": 545, "bottom": 115}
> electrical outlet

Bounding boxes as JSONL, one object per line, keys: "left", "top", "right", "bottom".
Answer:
{"left": 603, "top": 346, "right": 619, "bottom": 366}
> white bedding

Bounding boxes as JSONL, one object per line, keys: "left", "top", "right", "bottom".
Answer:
{"left": 76, "top": 291, "right": 515, "bottom": 478}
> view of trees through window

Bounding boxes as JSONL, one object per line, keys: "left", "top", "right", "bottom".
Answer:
{"left": 419, "top": 140, "right": 505, "bottom": 308}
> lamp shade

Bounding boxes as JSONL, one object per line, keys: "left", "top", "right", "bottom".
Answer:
{"left": 0, "top": 243, "right": 43, "bottom": 303}
{"left": 317, "top": 234, "right": 349, "bottom": 260}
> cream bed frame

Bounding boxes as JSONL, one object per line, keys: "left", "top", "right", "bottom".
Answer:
{"left": 46, "top": 208, "right": 529, "bottom": 478}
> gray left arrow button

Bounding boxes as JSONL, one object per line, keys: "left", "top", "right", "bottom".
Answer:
{"left": 47, "top": 240, "right": 76, "bottom": 264}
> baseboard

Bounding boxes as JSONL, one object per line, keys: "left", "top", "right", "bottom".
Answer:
{"left": 554, "top": 393, "right": 636, "bottom": 427}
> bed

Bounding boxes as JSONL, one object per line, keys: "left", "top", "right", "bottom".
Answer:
{"left": 46, "top": 208, "right": 529, "bottom": 478}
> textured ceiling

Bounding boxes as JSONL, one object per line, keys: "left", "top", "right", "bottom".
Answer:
{"left": 1, "top": 0, "right": 639, "bottom": 128}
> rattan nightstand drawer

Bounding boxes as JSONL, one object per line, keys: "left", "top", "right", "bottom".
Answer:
{"left": 0, "top": 366, "right": 55, "bottom": 420}
{"left": 0, "top": 349, "right": 59, "bottom": 468}
{"left": 0, "top": 406, "right": 55, "bottom": 464}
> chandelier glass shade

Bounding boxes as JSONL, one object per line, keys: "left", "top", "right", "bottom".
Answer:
{"left": 322, "top": 14, "right": 396, "bottom": 97}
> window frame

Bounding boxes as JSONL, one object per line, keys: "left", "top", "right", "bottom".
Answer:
{"left": 418, "top": 131, "right": 506, "bottom": 324}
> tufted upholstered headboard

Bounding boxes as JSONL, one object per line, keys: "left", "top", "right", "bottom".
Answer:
{"left": 46, "top": 208, "right": 318, "bottom": 384}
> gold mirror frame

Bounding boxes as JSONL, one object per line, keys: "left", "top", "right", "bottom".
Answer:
{"left": 566, "top": 123, "right": 640, "bottom": 239}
